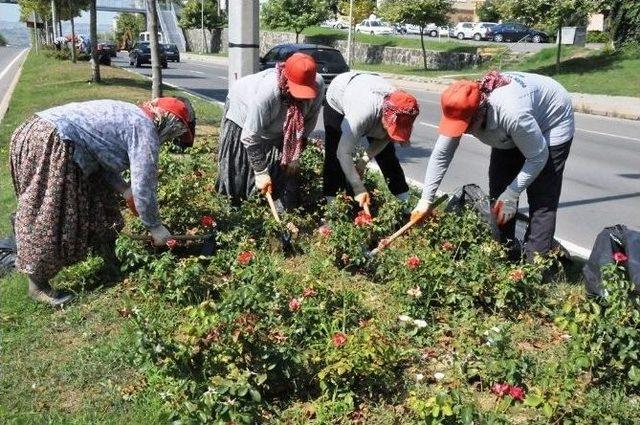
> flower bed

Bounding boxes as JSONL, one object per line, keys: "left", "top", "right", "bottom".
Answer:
{"left": 66, "top": 131, "right": 640, "bottom": 423}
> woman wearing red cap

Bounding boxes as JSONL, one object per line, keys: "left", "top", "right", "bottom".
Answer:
{"left": 216, "top": 52, "right": 324, "bottom": 208}
{"left": 324, "top": 72, "right": 419, "bottom": 208}
{"left": 9, "top": 97, "right": 195, "bottom": 306}
{"left": 413, "top": 71, "right": 574, "bottom": 261}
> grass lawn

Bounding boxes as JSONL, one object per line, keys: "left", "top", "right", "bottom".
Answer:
{"left": 299, "top": 26, "right": 478, "bottom": 53}
{"left": 0, "top": 51, "right": 219, "bottom": 423}
{"left": 1, "top": 50, "right": 639, "bottom": 424}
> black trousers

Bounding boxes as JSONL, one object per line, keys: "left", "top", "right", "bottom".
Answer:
{"left": 323, "top": 104, "right": 409, "bottom": 197}
{"left": 489, "top": 140, "right": 572, "bottom": 258}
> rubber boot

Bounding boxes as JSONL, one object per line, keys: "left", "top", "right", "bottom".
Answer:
{"left": 28, "top": 278, "right": 74, "bottom": 308}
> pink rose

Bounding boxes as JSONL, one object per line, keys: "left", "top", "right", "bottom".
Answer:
{"left": 302, "top": 287, "right": 317, "bottom": 298}
{"left": 509, "top": 269, "right": 524, "bottom": 282}
{"left": 406, "top": 256, "right": 421, "bottom": 269}
{"left": 508, "top": 385, "right": 525, "bottom": 401}
{"left": 237, "top": 251, "right": 254, "bottom": 265}
{"left": 288, "top": 298, "right": 301, "bottom": 311}
{"left": 200, "top": 215, "right": 215, "bottom": 227}
{"left": 318, "top": 225, "right": 332, "bottom": 237}
{"left": 491, "top": 382, "right": 510, "bottom": 398}
{"left": 613, "top": 252, "right": 628, "bottom": 263}
{"left": 354, "top": 211, "right": 372, "bottom": 227}
{"left": 166, "top": 239, "right": 177, "bottom": 249}
{"left": 332, "top": 332, "right": 347, "bottom": 347}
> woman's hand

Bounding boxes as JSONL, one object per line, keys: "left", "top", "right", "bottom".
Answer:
{"left": 122, "top": 188, "right": 138, "bottom": 216}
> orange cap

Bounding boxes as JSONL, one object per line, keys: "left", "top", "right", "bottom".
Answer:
{"left": 283, "top": 53, "right": 318, "bottom": 99}
{"left": 155, "top": 97, "right": 194, "bottom": 146}
{"left": 438, "top": 80, "right": 481, "bottom": 137}
{"left": 384, "top": 90, "right": 419, "bottom": 142}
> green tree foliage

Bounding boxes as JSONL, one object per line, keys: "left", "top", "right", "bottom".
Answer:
{"left": 604, "top": 0, "right": 640, "bottom": 45}
{"left": 476, "top": 0, "right": 502, "bottom": 23}
{"left": 338, "top": 0, "right": 375, "bottom": 26}
{"left": 261, "top": 0, "right": 330, "bottom": 42}
{"left": 179, "top": 0, "right": 225, "bottom": 31}
{"left": 379, "top": 0, "right": 452, "bottom": 69}
{"left": 18, "top": 0, "right": 50, "bottom": 21}
{"left": 116, "top": 12, "right": 146, "bottom": 50}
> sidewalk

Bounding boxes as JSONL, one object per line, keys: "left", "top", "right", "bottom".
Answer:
{"left": 182, "top": 52, "right": 640, "bottom": 121}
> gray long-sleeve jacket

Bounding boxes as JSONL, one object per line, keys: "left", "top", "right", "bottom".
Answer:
{"left": 37, "top": 100, "right": 162, "bottom": 228}
{"left": 325, "top": 72, "right": 395, "bottom": 195}
{"left": 225, "top": 68, "right": 325, "bottom": 173}
{"left": 421, "top": 72, "right": 575, "bottom": 203}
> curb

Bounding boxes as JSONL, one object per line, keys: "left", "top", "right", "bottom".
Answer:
{"left": 0, "top": 48, "right": 29, "bottom": 123}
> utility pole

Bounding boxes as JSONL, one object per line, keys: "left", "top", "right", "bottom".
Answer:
{"left": 346, "top": 0, "right": 354, "bottom": 66}
{"left": 51, "top": 0, "right": 58, "bottom": 39}
{"left": 227, "top": 0, "right": 259, "bottom": 82}
{"left": 33, "top": 11, "right": 39, "bottom": 53}
{"left": 201, "top": 0, "right": 205, "bottom": 53}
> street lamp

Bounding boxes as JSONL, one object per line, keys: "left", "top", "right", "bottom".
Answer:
{"left": 201, "top": 0, "right": 205, "bottom": 53}
{"left": 346, "top": 0, "right": 354, "bottom": 66}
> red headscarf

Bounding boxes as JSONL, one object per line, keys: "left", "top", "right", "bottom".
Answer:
{"left": 276, "top": 62, "right": 305, "bottom": 166}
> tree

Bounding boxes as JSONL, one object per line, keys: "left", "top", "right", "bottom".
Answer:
{"left": 59, "top": 0, "right": 90, "bottom": 63}
{"left": 476, "top": 0, "right": 502, "bottom": 23}
{"left": 261, "top": 0, "right": 330, "bottom": 43}
{"left": 89, "top": 0, "right": 100, "bottom": 82}
{"left": 338, "top": 0, "right": 374, "bottom": 25}
{"left": 146, "top": 0, "right": 162, "bottom": 98}
{"left": 115, "top": 12, "right": 146, "bottom": 50}
{"left": 179, "top": 0, "right": 225, "bottom": 30}
{"left": 380, "top": 0, "right": 452, "bottom": 70}
{"left": 604, "top": 0, "right": 640, "bottom": 45}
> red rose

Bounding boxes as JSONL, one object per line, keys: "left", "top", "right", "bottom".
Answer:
{"left": 354, "top": 211, "right": 372, "bottom": 227}
{"left": 613, "top": 252, "right": 628, "bottom": 263}
{"left": 509, "top": 269, "right": 524, "bottom": 282}
{"left": 406, "top": 256, "right": 421, "bottom": 269}
{"left": 441, "top": 241, "right": 455, "bottom": 251}
{"left": 508, "top": 385, "right": 525, "bottom": 401}
{"left": 200, "top": 215, "right": 215, "bottom": 227}
{"left": 302, "top": 288, "right": 317, "bottom": 298}
{"left": 332, "top": 332, "right": 347, "bottom": 347}
{"left": 237, "top": 250, "right": 254, "bottom": 265}
{"left": 318, "top": 225, "right": 332, "bottom": 237}
{"left": 491, "top": 382, "right": 510, "bottom": 398}
{"left": 289, "top": 298, "right": 301, "bottom": 311}
{"left": 166, "top": 238, "right": 177, "bottom": 249}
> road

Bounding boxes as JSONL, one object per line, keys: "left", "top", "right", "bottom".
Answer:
{"left": 114, "top": 53, "right": 640, "bottom": 254}
{"left": 0, "top": 46, "right": 29, "bottom": 120}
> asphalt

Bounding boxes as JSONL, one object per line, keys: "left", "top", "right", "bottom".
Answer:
{"left": 0, "top": 46, "right": 29, "bottom": 121}
{"left": 115, "top": 54, "right": 640, "bottom": 253}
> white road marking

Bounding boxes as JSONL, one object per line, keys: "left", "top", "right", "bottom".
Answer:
{"left": 218, "top": 76, "right": 228, "bottom": 80}
{"left": 419, "top": 122, "right": 438, "bottom": 129}
{"left": 189, "top": 70, "right": 205, "bottom": 75}
{"left": 0, "top": 48, "right": 29, "bottom": 82}
{"left": 576, "top": 128, "right": 640, "bottom": 143}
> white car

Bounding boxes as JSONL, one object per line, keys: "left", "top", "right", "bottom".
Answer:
{"left": 321, "top": 18, "right": 349, "bottom": 30}
{"left": 473, "top": 22, "right": 498, "bottom": 40}
{"left": 450, "top": 22, "right": 477, "bottom": 40}
{"left": 425, "top": 23, "right": 450, "bottom": 37}
{"left": 355, "top": 19, "right": 394, "bottom": 35}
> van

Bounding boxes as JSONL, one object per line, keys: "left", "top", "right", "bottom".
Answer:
{"left": 139, "top": 31, "right": 164, "bottom": 43}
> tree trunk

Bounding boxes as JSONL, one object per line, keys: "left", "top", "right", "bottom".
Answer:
{"left": 70, "top": 16, "right": 76, "bottom": 63}
{"left": 555, "top": 20, "right": 562, "bottom": 74}
{"left": 90, "top": 0, "right": 101, "bottom": 82}
{"left": 58, "top": 19, "right": 62, "bottom": 39}
{"left": 295, "top": 30, "right": 300, "bottom": 43}
{"left": 33, "top": 11, "right": 39, "bottom": 52}
{"left": 51, "top": 0, "right": 58, "bottom": 38}
{"left": 420, "top": 27, "right": 427, "bottom": 70}
{"left": 147, "top": 0, "right": 162, "bottom": 98}
{"left": 45, "top": 19, "right": 50, "bottom": 44}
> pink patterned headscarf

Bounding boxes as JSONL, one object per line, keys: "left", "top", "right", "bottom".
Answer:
{"left": 276, "top": 62, "right": 305, "bottom": 166}
{"left": 473, "top": 71, "right": 511, "bottom": 125}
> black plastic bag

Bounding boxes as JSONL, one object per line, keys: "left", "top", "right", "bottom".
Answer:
{"left": 583, "top": 224, "right": 640, "bottom": 296}
{"left": 444, "top": 183, "right": 502, "bottom": 241}
{"left": 0, "top": 235, "right": 16, "bottom": 277}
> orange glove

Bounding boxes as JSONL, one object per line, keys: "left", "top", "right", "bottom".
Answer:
{"left": 410, "top": 198, "right": 432, "bottom": 223}
{"left": 354, "top": 192, "right": 371, "bottom": 208}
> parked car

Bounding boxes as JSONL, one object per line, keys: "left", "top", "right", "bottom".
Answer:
{"left": 355, "top": 19, "right": 394, "bottom": 35}
{"left": 162, "top": 43, "right": 180, "bottom": 62}
{"left": 486, "top": 23, "right": 549, "bottom": 43}
{"left": 450, "top": 22, "right": 477, "bottom": 40}
{"left": 321, "top": 18, "right": 349, "bottom": 30}
{"left": 259, "top": 43, "right": 349, "bottom": 85}
{"left": 425, "top": 23, "right": 450, "bottom": 37}
{"left": 98, "top": 41, "right": 117, "bottom": 57}
{"left": 129, "top": 42, "right": 168, "bottom": 68}
{"left": 96, "top": 43, "right": 112, "bottom": 65}
{"left": 473, "top": 22, "right": 498, "bottom": 40}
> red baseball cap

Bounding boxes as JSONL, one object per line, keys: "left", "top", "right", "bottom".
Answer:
{"left": 155, "top": 97, "right": 195, "bottom": 146}
{"left": 438, "top": 80, "right": 481, "bottom": 137}
{"left": 283, "top": 53, "right": 318, "bottom": 99}
{"left": 384, "top": 90, "right": 419, "bottom": 142}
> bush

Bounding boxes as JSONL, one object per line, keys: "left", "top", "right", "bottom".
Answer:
{"left": 0, "top": 32, "right": 6, "bottom": 46}
{"left": 587, "top": 30, "right": 610, "bottom": 43}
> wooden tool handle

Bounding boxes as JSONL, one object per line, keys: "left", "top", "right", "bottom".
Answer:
{"left": 370, "top": 217, "right": 419, "bottom": 256}
{"left": 265, "top": 192, "right": 281, "bottom": 224}
{"left": 362, "top": 203, "right": 371, "bottom": 217}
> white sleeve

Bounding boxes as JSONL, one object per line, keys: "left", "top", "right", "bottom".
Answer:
{"left": 337, "top": 119, "right": 367, "bottom": 195}
{"left": 419, "top": 135, "right": 461, "bottom": 203}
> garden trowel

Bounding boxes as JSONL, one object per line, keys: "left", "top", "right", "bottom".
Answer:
{"left": 265, "top": 192, "right": 296, "bottom": 255}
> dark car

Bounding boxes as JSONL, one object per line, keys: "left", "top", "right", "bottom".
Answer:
{"left": 259, "top": 43, "right": 349, "bottom": 85}
{"left": 487, "top": 23, "right": 549, "bottom": 43}
{"left": 96, "top": 43, "right": 112, "bottom": 65}
{"left": 162, "top": 43, "right": 180, "bottom": 62}
{"left": 99, "top": 41, "right": 117, "bottom": 57}
{"left": 129, "top": 42, "right": 168, "bottom": 68}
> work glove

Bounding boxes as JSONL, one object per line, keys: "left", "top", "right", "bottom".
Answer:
{"left": 354, "top": 191, "right": 371, "bottom": 208}
{"left": 285, "top": 160, "right": 300, "bottom": 176}
{"left": 254, "top": 169, "right": 273, "bottom": 194}
{"left": 122, "top": 187, "right": 138, "bottom": 216}
{"left": 355, "top": 153, "right": 370, "bottom": 177}
{"left": 492, "top": 187, "right": 520, "bottom": 226}
{"left": 410, "top": 198, "right": 433, "bottom": 223}
{"left": 149, "top": 224, "right": 172, "bottom": 247}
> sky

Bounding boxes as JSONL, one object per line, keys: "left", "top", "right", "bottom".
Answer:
{"left": 1, "top": 3, "right": 118, "bottom": 25}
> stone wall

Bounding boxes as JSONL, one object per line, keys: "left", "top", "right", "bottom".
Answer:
{"left": 184, "top": 28, "right": 227, "bottom": 54}
{"left": 258, "top": 30, "right": 486, "bottom": 70}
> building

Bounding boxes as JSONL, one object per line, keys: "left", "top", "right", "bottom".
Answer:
{"left": 449, "top": 0, "right": 486, "bottom": 23}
